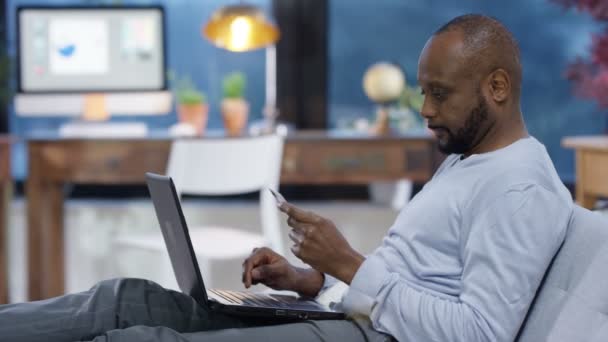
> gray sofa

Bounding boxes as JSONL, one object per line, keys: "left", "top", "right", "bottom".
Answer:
{"left": 517, "top": 205, "right": 608, "bottom": 341}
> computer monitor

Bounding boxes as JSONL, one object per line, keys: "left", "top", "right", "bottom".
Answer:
{"left": 14, "top": 6, "right": 171, "bottom": 121}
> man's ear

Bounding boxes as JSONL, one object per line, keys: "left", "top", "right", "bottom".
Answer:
{"left": 488, "top": 69, "right": 510, "bottom": 103}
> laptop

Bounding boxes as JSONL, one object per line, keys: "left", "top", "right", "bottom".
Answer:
{"left": 145, "top": 172, "right": 345, "bottom": 320}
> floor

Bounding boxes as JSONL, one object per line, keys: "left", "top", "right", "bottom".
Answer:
{"left": 5, "top": 198, "right": 399, "bottom": 303}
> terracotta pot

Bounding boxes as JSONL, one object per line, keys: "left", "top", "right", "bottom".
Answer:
{"left": 178, "top": 103, "right": 209, "bottom": 135}
{"left": 221, "top": 98, "right": 249, "bottom": 136}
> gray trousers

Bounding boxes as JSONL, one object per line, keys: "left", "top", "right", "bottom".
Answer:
{"left": 0, "top": 278, "right": 391, "bottom": 342}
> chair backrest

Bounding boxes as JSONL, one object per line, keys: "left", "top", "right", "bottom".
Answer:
{"left": 167, "top": 135, "right": 284, "bottom": 195}
{"left": 166, "top": 134, "right": 285, "bottom": 253}
{"left": 517, "top": 205, "right": 608, "bottom": 341}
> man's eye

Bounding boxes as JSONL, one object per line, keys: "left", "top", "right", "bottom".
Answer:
{"left": 432, "top": 89, "right": 446, "bottom": 100}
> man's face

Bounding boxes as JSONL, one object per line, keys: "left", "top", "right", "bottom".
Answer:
{"left": 431, "top": 88, "right": 489, "bottom": 154}
{"left": 417, "top": 32, "right": 494, "bottom": 155}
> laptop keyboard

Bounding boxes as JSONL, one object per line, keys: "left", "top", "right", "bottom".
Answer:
{"left": 209, "top": 289, "right": 317, "bottom": 309}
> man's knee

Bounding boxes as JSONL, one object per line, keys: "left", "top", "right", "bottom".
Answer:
{"left": 82, "top": 326, "right": 189, "bottom": 342}
{"left": 90, "top": 278, "right": 164, "bottom": 300}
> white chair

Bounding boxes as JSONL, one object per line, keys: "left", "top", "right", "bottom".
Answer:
{"left": 114, "top": 134, "right": 285, "bottom": 291}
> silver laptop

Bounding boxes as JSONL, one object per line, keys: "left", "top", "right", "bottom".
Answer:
{"left": 145, "top": 172, "right": 344, "bottom": 320}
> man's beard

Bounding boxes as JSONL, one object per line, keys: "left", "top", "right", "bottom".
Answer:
{"left": 437, "top": 94, "right": 489, "bottom": 155}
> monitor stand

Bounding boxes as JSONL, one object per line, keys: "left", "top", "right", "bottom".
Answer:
{"left": 59, "top": 93, "right": 149, "bottom": 138}
{"left": 82, "top": 93, "right": 110, "bottom": 122}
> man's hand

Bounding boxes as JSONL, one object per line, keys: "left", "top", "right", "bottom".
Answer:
{"left": 280, "top": 203, "right": 365, "bottom": 285}
{"left": 241, "top": 247, "right": 324, "bottom": 297}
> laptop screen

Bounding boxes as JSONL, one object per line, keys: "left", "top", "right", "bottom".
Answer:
{"left": 145, "top": 172, "right": 208, "bottom": 305}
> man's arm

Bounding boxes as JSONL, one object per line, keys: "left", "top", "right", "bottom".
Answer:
{"left": 340, "top": 184, "right": 571, "bottom": 342}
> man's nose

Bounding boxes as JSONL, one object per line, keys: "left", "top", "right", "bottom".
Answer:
{"left": 419, "top": 97, "right": 436, "bottom": 120}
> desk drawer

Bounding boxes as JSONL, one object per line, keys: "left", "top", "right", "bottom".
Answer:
{"left": 30, "top": 140, "right": 171, "bottom": 183}
{"left": 282, "top": 141, "right": 434, "bottom": 184}
{"left": 27, "top": 136, "right": 439, "bottom": 186}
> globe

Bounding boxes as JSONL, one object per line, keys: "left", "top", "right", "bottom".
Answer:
{"left": 362, "top": 62, "right": 405, "bottom": 104}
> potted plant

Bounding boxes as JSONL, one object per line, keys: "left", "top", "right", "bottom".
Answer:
{"left": 221, "top": 72, "right": 249, "bottom": 136}
{"left": 173, "top": 75, "right": 209, "bottom": 136}
{"left": 391, "top": 83, "right": 425, "bottom": 133}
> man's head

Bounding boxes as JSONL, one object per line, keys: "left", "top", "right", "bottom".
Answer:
{"left": 417, "top": 14, "right": 523, "bottom": 155}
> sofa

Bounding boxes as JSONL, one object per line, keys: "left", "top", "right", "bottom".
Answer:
{"left": 516, "top": 205, "right": 608, "bottom": 341}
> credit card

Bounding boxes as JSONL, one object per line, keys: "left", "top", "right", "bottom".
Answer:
{"left": 268, "top": 188, "right": 287, "bottom": 206}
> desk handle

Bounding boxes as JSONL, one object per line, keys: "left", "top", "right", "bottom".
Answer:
{"left": 324, "top": 154, "right": 385, "bottom": 171}
{"left": 105, "top": 157, "right": 122, "bottom": 171}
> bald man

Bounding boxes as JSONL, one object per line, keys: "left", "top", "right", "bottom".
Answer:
{"left": 0, "top": 14, "right": 572, "bottom": 342}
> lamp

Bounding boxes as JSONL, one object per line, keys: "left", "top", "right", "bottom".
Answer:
{"left": 203, "top": 4, "right": 282, "bottom": 134}
{"left": 203, "top": 4, "right": 279, "bottom": 52}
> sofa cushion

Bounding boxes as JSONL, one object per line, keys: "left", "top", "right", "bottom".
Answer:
{"left": 517, "top": 206, "right": 608, "bottom": 341}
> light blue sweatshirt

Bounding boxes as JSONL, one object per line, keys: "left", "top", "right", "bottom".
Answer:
{"left": 338, "top": 137, "right": 573, "bottom": 342}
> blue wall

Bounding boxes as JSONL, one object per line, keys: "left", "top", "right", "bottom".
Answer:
{"left": 328, "top": 0, "right": 606, "bottom": 183}
{"left": 6, "top": 0, "right": 606, "bottom": 182}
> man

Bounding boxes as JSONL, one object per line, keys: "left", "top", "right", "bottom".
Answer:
{"left": 0, "top": 14, "right": 572, "bottom": 342}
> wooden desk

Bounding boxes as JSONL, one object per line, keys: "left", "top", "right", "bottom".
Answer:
{"left": 26, "top": 131, "right": 440, "bottom": 300}
{"left": 0, "top": 136, "right": 11, "bottom": 304}
{"left": 562, "top": 135, "right": 608, "bottom": 209}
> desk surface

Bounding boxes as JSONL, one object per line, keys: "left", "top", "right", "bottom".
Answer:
{"left": 24, "top": 128, "right": 433, "bottom": 141}
{"left": 562, "top": 135, "right": 608, "bottom": 151}
{"left": 562, "top": 135, "right": 608, "bottom": 209}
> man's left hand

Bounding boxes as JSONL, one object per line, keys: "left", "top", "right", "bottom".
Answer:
{"left": 280, "top": 202, "right": 365, "bottom": 285}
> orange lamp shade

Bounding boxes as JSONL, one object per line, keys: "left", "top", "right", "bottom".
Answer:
{"left": 203, "top": 4, "right": 280, "bottom": 52}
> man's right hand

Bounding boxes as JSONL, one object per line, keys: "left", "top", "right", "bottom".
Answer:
{"left": 241, "top": 247, "right": 324, "bottom": 298}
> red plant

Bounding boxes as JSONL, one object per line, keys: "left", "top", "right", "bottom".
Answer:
{"left": 553, "top": 0, "right": 608, "bottom": 20}
{"left": 553, "top": 0, "right": 608, "bottom": 111}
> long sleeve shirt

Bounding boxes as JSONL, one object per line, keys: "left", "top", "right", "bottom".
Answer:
{"left": 337, "top": 136, "right": 573, "bottom": 342}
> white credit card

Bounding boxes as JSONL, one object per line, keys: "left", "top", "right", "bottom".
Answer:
{"left": 268, "top": 188, "right": 287, "bottom": 206}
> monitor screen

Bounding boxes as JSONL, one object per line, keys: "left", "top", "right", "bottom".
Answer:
{"left": 18, "top": 6, "right": 166, "bottom": 93}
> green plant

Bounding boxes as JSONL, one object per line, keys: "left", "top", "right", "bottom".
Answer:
{"left": 222, "top": 72, "right": 246, "bottom": 99}
{"left": 176, "top": 80, "right": 206, "bottom": 105}
{"left": 398, "top": 84, "right": 424, "bottom": 112}
{"left": 168, "top": 71, "right": 206, "bottom": 105}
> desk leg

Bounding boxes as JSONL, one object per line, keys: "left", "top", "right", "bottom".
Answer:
{"left": 42, "top": 182, "right": 65, "bottom": 298}
{"left": 0, "top": 180, "right": 9, "bottom": 304}
{"left": 575, "top": 151, "right": 599, "bottom": 209}
{"left": 27, "top": 179, "right": 44, "bottom": 300}
{"left": 578, "top": 193, "right": 598, "bottom": 210}
{"left": 28, "top": 180, "right": 65, "bottom": 300}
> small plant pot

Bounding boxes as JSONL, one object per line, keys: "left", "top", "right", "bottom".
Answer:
{"left": 177, "top": 103, "right": 209, "bottom": 136}
{"left": 221, "top": 98, "right": 249, "bottom": 136}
